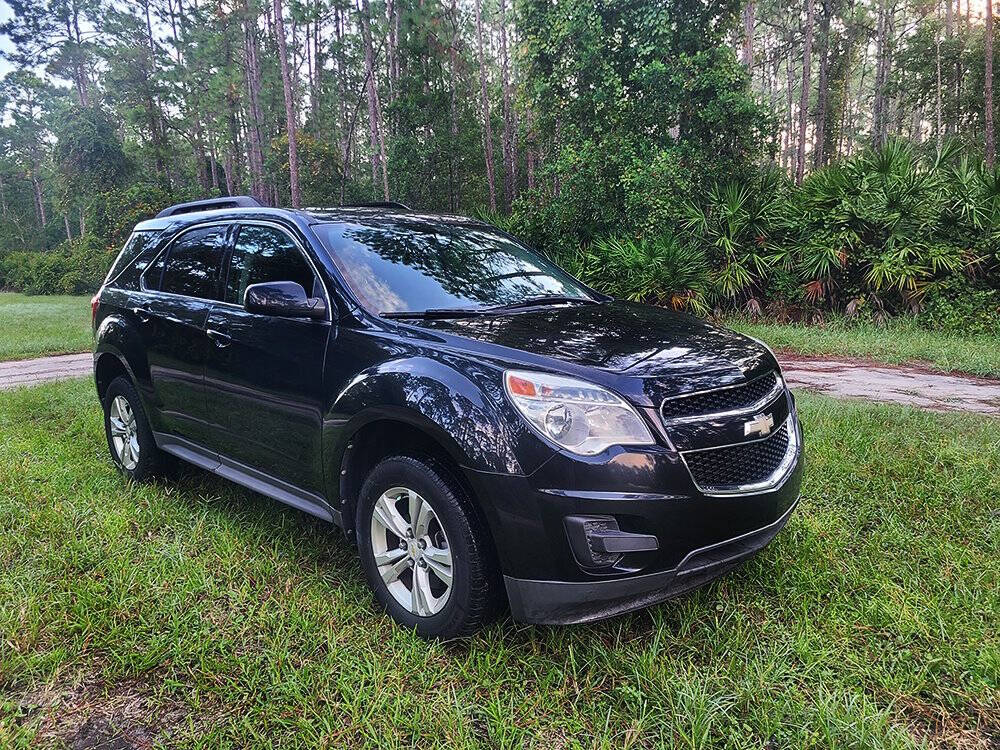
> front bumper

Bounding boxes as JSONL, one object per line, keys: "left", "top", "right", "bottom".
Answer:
{"left": 463, "top": 403, "right": 804, "bottom": 625}
{"left": 504, "top": 496, "right": 798, "bottom": 624}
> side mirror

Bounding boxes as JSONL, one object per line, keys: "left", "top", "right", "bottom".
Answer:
{"left": 244, "top": 281, "right": 327, "bottom": 320}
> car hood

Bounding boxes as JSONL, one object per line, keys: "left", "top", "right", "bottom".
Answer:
{"left": 411, "top": 300, "right": 773, "bottom": 380}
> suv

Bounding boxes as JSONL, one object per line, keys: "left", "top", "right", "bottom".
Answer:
{"left": 93, "top": 196, "right": 803, "bottom": 637}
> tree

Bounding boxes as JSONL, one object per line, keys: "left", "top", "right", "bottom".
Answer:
{"left": 273, "top": 0, "right": 301, "bottom": 206}
{"left": 988, "top": 0, "right": 995, "bottom": 168}
{"left": 797, "top": 0, "right": 815, "bottom": 183}
{"left": 473, "top": 0, "right": 497, "bottom": 211}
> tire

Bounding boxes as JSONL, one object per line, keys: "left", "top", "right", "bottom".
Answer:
{"left": 102, "top": 376, "right": 167, "bottom": 482}
{"left": 356, "top": 455, "right": 501, "bottom": 638}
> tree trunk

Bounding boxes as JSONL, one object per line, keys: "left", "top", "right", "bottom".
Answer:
{"left": 274, "top": 0, "right": 302, "bottom": 207}
{"left": 0, "top": 171, "right": 8, "bottom": 219}
{"left": 813, "top": 0, "right": 831, "bottom": 167}
{"left": 796, "top": 0, "right": 814, "bottom": 184}
{"left": 474, "top": 0, "right": 497, "bottom": 211}
{"left": 936, "top": 2, "right": 943, "bottom": 148}
{"left": 784, "top": 51, "right": 795, "bottom": 171}
{"left": 987, "top": 0, "right": 995, "bottom": 167}
{"left": 448, "top": 0, "right": 460, "bottom": 212}
{"left": 498, "top": 0, "right": 516, "bottom": 210}
{"left": 32, "top": 171, "right": 46, "bottom": 232}
{"left": 359, "top": 0, "right": 389, "bottom": 200}
{"left": 872, "top": 0, "right": 891, "bottom": 149}
{"left": 64, "top": 215, "right": 72, "bottom": 242}
{"left": 742, "top": 1, "right": 755, "bottom": 68}
{"left": 71, "top": 0, "right": 90, "bottom": 106}
{"left": 242, "top": 2, "right": 268, "bottom": 202}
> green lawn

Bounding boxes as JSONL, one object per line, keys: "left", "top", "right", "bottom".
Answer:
{"left": 0, "top": 293, "right": 92, "bottom": 361}
{"left": 1, "top": 379, "right": 997, "bottom": 748}
{"left": 728, "top": 317, "right": 1000, "bottom": 378}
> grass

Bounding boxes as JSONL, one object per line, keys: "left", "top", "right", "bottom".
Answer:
{"left": 0, "top": 293, "right": 92, "bottom": 361}
{"left": 1, "top": 379, "right": 997, "bottom": 748}
{"left": 728, "top": 317, "right": 1000, "bottom": 378}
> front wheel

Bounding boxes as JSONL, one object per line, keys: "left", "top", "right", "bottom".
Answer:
{"left": 356, "top": 456, "right": 501, "bottom": 638}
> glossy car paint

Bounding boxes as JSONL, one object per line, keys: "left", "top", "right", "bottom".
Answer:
{"left": 94, "top": 206, "right": 803, "bottom": 625}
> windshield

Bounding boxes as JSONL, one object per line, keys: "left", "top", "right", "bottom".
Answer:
{"left": 313, "top": 219, "right": 594, "bottom": 314}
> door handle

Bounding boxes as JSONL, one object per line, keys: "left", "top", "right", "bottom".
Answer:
{"left": 206, "top": 328, "right": 232, "bottom": 348}
{"left": 131, "top": 305, "right": 152, "bottom": 324}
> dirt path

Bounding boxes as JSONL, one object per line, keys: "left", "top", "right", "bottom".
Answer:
{"left": 780, "top": 356, "right": 1000, "bottom": 417}
{"left": 1, "top": 351, "right": 999, "bottom": 417}
{"left": 0, "top": 353, "right": 92, "bottom": 390}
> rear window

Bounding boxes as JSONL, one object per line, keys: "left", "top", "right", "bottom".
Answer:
{"left": 104, "top": 231, "right": 160, "bottom": 289}
{"left": 148, "top": 226, "right": 229, "bottom": 300}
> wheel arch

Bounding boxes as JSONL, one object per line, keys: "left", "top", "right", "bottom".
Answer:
{"left": 94, "top": 351, "right": 133, "bottom": 402}
{"left": 334, "top": 415, "right": 504, "bottom": 575}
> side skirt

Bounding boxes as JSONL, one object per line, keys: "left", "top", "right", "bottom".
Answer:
{"left": 153, "top": 431, "right": 342, "bottom": 527}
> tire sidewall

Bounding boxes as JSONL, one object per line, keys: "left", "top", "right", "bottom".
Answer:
{"left": 356, "top": 456, "right": 476, "bottom": 636}
{"left": 103, "top": 376, "right": 158, "bottom": 481}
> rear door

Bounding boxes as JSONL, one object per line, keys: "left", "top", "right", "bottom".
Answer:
{"left": 138, "top": 224, "right": 231, "bottom": 446}
{"left": 203, "top": 222, "right": 331, "bottom": 494}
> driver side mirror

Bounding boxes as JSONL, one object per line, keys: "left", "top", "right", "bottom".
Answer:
{"left": 244, "top": 281, "right": 327, "bottom": 320}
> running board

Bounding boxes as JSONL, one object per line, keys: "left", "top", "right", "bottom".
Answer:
{"left": 153, "top": 432, "right": 341, "bottom": 526}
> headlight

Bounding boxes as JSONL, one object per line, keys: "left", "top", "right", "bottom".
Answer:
{"left": 504, "top": 370, "right": 655, "bottom": 456}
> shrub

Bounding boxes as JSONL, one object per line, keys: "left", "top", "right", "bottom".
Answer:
{"left": 571, "top": 233, "right": 710, "bottom": 314}
{"left": 0, "top": 235, "right": 114, "bottom": 295}
{"left": 917, "top": 277, "right": 1000, "bottom": 336}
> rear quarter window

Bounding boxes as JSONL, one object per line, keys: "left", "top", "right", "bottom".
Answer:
{"left": 105, "top": 231, "right": 162, "bottom": 290}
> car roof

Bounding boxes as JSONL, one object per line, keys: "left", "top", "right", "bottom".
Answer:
{"left": 132, "top": 206, "right": 488, "bottom": 234}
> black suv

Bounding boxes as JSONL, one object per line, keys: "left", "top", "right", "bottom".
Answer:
{"left": 92, "top": 196, "right": 803, "bottom": 637}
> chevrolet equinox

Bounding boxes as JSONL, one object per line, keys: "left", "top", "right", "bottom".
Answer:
{"left": 92, "top": 196, "right": 804, "bottom": 637}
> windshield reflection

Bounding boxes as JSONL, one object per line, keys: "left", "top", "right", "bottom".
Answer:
{"left": 314, "top": 219, "right": 592, "bottom": 314}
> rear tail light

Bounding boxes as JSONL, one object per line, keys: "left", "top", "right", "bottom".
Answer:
{"left": 90, "top": 293, "right": 100, "bottom": 327}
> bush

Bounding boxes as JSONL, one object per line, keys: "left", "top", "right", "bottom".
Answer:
{"left": 917, "top": 277, "right": 1000, "bottom": 336}
{"left": 0, "top": 235, "right": 114, "bottom": 296}
{"left": 571, "top": 233, "right": 710, "bottom": 314}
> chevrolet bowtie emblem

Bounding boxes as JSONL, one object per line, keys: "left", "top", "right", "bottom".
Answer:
{"left": 744, "top": 413, "right": 774, "bottom": 437}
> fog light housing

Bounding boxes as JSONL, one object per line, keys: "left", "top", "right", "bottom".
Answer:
{"left": 564, "top": 515, "right": 659, "bottom": 571}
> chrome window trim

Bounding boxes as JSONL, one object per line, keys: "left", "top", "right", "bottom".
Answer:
{"left": 659, "top": 370, "right": 785, "bottom": 426}
{"left": 139, "top": 218, "right": 332, "bottom": 323}
{"left": 679, "top": 414, "right": 800, "bottom": 497}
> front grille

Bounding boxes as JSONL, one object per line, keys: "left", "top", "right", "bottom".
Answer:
{"left": 683, "top": 420, "right": 791, "bottom": 492}
{"left": 661, "top": 371, "right": 779, "bottom": 422}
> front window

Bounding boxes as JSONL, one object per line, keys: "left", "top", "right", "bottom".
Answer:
{"left": 225, "top": 224, "right": 318, "bottom": 305}
{"left": 313, "top": 220, "right": 593, "bottom": 314}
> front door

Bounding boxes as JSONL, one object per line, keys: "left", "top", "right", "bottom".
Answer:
{"left": 138, "top": 224, "right": 231, "bottom": 446}
{"left": 203, "top": 223, "right": 331, "bottom": 494}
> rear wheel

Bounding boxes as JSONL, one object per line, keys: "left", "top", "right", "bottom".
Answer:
{"left": 103, "top": 376, "right": 166, "bottom": 482}
{"left": 356, "top": 455, "right": 500, "bottom": 637}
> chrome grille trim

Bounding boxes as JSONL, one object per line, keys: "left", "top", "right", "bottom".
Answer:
{"left": 659, "top": 370, "right": 785, "bottom": 426}
{"left": 679, "top": 415, "right": 800, "bottom": 497}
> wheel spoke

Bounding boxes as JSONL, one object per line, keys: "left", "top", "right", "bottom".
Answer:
{"left": 373, "top": 547, "right": 406, "bottom": 567}
{"left": 109, "top": 416, "right": 127, "bottom": 436}
{"left": 411, "top": 565, "right": 433, "bottom": 616}
{"left": 380, "top": 554, "right": 410, "bottom": 585}
{"left": 423, "top": 547, "right": 453, "bottom": 587}
{"left": 409, "top": 490, "right": 432, "bottom": 538}
{"left": 372, "top": 492, "right": 409, "bottom": 539}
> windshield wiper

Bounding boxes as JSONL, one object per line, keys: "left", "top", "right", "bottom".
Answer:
{"left": 381, "top": 307, "right": 491, "bottom": 320}
{"left": 486, "top": 295, "right": 601, "bottom": 311}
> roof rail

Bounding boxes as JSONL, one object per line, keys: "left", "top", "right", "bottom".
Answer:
{"left": 337, "top": 201, "right": 411, "bottom": 210}
{"left": 155, "top": 196, "right": 263, "bottom": 218}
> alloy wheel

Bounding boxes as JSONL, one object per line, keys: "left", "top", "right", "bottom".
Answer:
{"left": 370, "top": 486, "right": 454, "bottom": 617}
{"left": 109, "top": 395, "right": 140, "bottom": 471}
